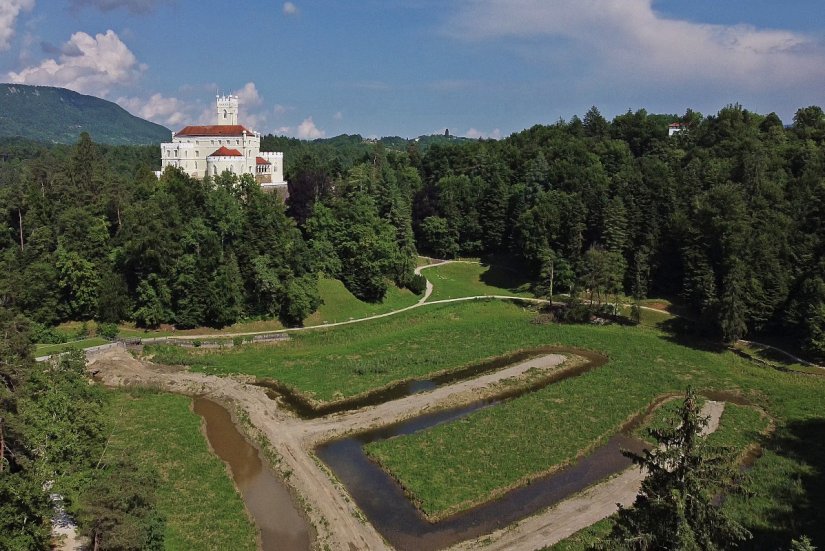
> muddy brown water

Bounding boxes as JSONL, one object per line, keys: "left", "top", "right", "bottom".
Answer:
{"left": 314, "top": 347, "right": 647, "bottom": 550}
{"left": 193, "top": 398, "right": 310, "bottom": 551}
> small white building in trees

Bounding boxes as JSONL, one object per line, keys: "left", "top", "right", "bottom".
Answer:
{"left": 158, "top": 94, "right": 287, "bottom": 194}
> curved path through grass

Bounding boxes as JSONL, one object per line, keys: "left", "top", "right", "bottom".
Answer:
{"left": 42, "top": 259, "right": 822, "bottom": 372}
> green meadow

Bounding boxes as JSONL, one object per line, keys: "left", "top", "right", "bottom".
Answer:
{"left": 105, "top": 390, "right": 258, "bottom": 551}
{"left": 422, "top": 261, "right": 533, "bottom": 302}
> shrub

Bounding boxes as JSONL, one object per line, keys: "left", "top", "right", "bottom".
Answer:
{"left": 30, "top": 322, "right": 67, "bottom": 344}
{"left": 73, "top": 322, "right": 90, "bottom": 339}
{"left": 406, "top": 274, "right": 428, "bottom": 295}
{"left": 97, "top": 323, "right": 119, "bottom": 340}
{"left": 192, "top": 340, "right": 202, "bottom": 348}
{"left": 233, "top": 336, "right": 243, "bottom": 347}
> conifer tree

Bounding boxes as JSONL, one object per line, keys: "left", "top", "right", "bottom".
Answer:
{"left": 601, "top": 388, "right": 751, "bottom": 550}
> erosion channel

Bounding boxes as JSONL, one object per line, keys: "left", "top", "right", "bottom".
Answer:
{"left": 315, "top": 348, "right": 650, "bottom": 551}
{"left": 193, "top": 397, "right": 311, "bottom": 551}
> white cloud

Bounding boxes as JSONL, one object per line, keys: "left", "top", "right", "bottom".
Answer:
{"left": 274, "top": 126, "right": 292, "bottom": 135}
{"left": 232, "top": 81, "right": 267, "bottom": 130}
{"left": 296, "top": 117, "right": 325, "bottom": 139}
{"left": 7, "top": 30, "right": 144, "bottom": 97}
{"left": 282, "top": 2, "right": 298, "bottom": 16}
{"left": 465, "top": 127, "right": 501, "bottom": 140}
{"left": 0, "top": 0, "right": 34, "bottom": 52}
{"left": 69, "top": 0, "right": 168, "bottom": 14}
{"left": 446, "top": 0, "right": 825, "bottom": 92}
{"left": 117, "top": 93, "right": 188, "bottom": 127}
{"left": 333, "top": 111, "right": 343, "bottom": 121}
{"left": 273, "top": 103, "right": 291, "bottom": 116}
{"left": 234, "top": 81, "right": 262, "bottom": 107}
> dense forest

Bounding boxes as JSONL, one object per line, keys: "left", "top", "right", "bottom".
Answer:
{"left": 1, "top": 104, "right": 824, "bottom": 359}
{"left": 1, "top": 104, "right": 824, "bottom": 548}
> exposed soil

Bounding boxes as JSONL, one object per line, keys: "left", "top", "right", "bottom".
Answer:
{"left": 88, "top": 347, "right": 586, "bottom": 550}
{"left": 89, "top": 335, "right": 732, "bottom": 551}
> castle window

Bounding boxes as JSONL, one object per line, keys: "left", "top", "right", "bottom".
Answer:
{"left": 223, "top": 109, "right": 227, "bottom": 119}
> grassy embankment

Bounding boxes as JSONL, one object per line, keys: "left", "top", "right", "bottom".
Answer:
{"left": 422, "top": 261, "right": 533, "bottom": 302}
{"left": 34, "top": 337, "right": 108, "bottom": 356}
{"left": 104, "top": 390, "right": 258, "bottom": 551}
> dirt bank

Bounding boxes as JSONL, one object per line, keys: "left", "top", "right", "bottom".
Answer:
{"left": 89, "top": 347, "right": 577, "bottom": 550}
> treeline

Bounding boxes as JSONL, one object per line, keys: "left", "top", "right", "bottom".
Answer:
{"left": 287, "top": 105, "right": 824, "bottom": 356}
{"left": 0, "top": 133, "right": 418, "bottom": 330}
{"left": 0, "top": 312, "right": 164, "bottom": 549}
{"left": 418, "top": 106, "right": 824, "bottom": 356}
{"left": 2, "top": 104, "right": 824, "bottom": 356}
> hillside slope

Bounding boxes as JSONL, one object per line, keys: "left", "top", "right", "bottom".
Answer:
{"left": 0, "top": 84, "right": 170, "bottom": 145}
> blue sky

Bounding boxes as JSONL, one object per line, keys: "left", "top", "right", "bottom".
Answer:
{"left": 1, "top": 0, "right": 824, "bottom": 139}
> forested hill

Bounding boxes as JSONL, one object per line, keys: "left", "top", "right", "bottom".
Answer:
{"left": 1, "top": 103, "right": 823, "bottom": 359}
{"left": 0, "top": 84, "right": 170, "bottom": 145}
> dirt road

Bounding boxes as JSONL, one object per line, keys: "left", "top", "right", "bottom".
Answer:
{"left": 89, "top": 347, "right": 573, "bottom": 550}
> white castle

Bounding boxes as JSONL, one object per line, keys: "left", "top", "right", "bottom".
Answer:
{"left": 159, "top": 94, "right": 287, "bottom": 194}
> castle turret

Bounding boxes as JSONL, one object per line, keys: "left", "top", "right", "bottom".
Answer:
{"left": 216, "top": 94, "right": 239, "bottom": 125}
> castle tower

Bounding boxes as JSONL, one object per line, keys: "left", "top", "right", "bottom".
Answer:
{"left": 216, "top": 94, "right": 239, "bottom": 125}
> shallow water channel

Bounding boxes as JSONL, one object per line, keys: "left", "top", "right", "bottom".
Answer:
{"left": 315, "top": 348, "right": 649, "bottom": 550}
{"left": 259, "top": 347, "right": 601, "bottom": 418}
{"left": 193, "top": 398, "right": 310, "bottom": 551}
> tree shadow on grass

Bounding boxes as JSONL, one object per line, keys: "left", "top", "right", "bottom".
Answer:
{"left": 478, "top": 260, "right": 534, "bottom": 294}
{"left": 743, "top": 419, "right": 825, "bottom": 549}
{"left": 656, "top": 316, "right": 728, "bottom": 354}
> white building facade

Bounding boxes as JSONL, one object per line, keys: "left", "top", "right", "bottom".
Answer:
{"left": 159, "top": 95, "right": 287, "bottom": 194}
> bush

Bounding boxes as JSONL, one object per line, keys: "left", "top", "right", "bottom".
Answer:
{"left": 406, "top": 274, "right": 428, "bottom": 295}
{"left": 30, "top": 321, "right": 67, "bottom": 344}
{"left": 192, "top": 340, "right": 202, "bottom": 348}
{"left": 557, "top": 299, "right": 593, "bottom": 323}
{"left": 97, "top": 323, "right": 119, "bottom": 340}
{"left": 233, "top": 336, "right": 243, "bottom": 347}
{"left": 73, "top": 322, "right": 90, "bottom": 339}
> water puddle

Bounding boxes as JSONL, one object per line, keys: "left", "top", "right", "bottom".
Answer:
{"left": 193, "top": 398, "right": 310, "bottom": 551}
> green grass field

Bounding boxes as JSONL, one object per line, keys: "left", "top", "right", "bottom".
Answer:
{"left": 105, "top": 390, "right": 257, "bottom": 551}
{"left": 146, "top": 297, "right": 825, "bottom": 544}
{"left": 342, "top": 303, "right": 825, "bottom": 531}
{"left": 304, "top": 277, "right": 419, "bottom": 325}
{"left": 34, "top": 337, "right": 108, "bottom": 356}
{"left": 423, "top": 262, "right": 533, "bottom": 302}
{"left": 148, "top": 300, "right": 556, "bottom": 402}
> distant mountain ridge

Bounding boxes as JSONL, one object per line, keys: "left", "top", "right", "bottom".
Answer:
{"left": 0, "top": 84, "right": 170, "bottom": 145}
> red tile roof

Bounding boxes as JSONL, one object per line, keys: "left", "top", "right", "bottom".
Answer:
{"left": 668, "top": 122, "right": 685, "bottom": 128}
{"left": 175, "top": 124, "right": 255, "bottom": 137}
{"left": 209, "top": 146, "right": 243, "bottom": 157}
{"left": 256, "top": 156, "right": 271, "bottom": 165}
